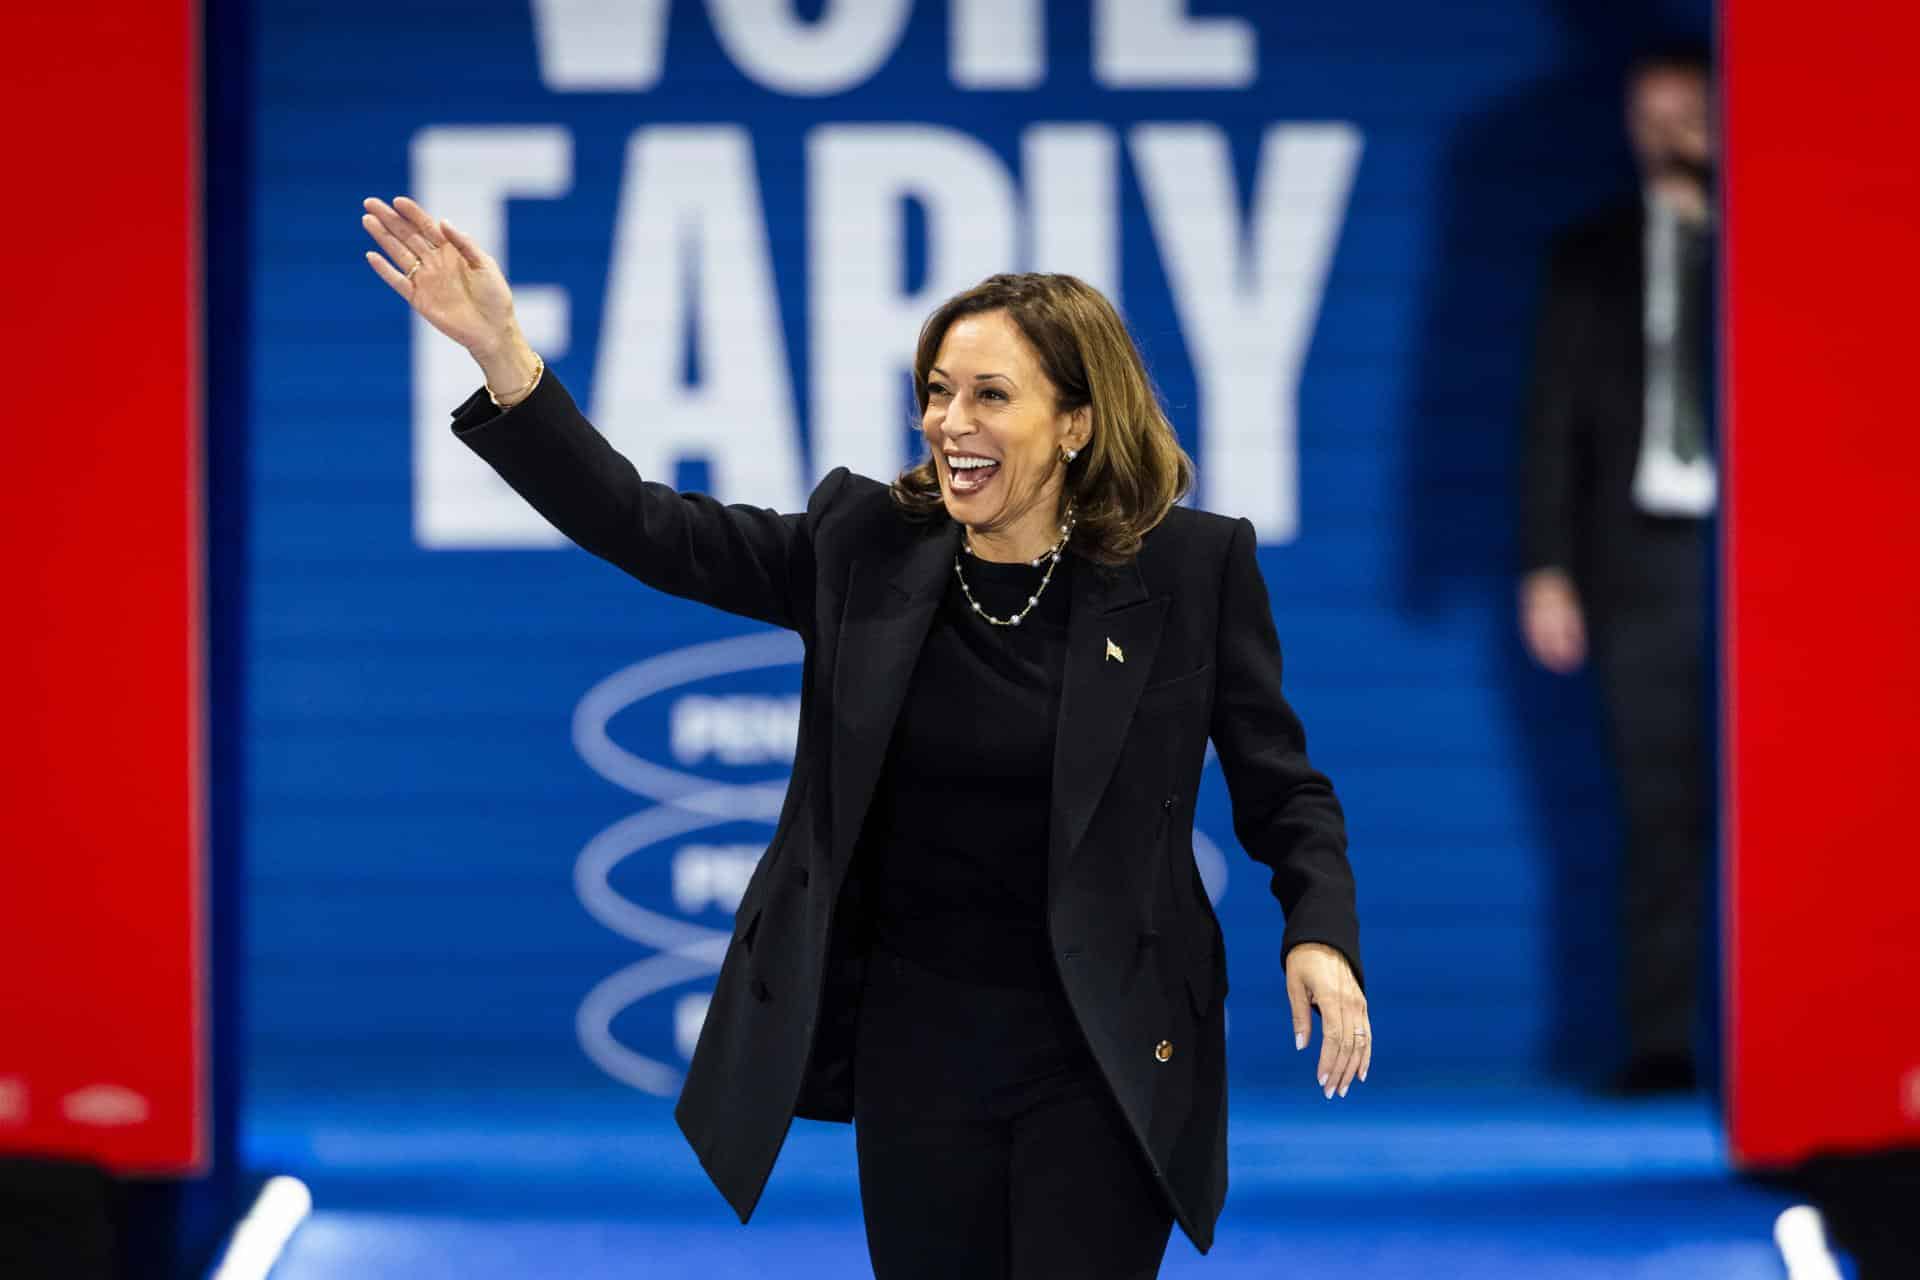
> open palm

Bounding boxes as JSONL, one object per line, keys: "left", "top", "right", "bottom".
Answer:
{"left": 361, "top": 195, "right": 517, "bottom": 354}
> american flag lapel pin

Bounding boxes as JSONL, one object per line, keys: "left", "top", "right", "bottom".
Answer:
{"left": 1105, "top": 637, "right": 1125, "bottom": 663}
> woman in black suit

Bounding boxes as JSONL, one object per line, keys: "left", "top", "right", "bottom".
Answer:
{"left": 362, "top": 194, "right": 1372, "bottom": 1278}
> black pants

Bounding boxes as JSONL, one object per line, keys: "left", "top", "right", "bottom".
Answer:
{"left": 1593, "top": 515, "right": 1714, "bottom": 1066}
{"left": 851, "top": 940, "right": 1175, "bottom": 1279}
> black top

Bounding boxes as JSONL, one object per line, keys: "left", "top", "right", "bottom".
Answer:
{"left": 854, "top": 540, "right": 1074, "bottom": 989}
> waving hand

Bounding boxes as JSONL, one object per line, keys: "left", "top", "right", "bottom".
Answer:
{"left": 361, "top": 195, "right": 519, "bottom": 358}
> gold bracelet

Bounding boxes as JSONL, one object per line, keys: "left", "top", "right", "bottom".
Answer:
{"left": 487, "top": 353, "right": 545, "bottom": 409}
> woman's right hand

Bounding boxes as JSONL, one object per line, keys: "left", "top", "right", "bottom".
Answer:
{"left": 361, "top": 195, "right": 521, "bottom": 362}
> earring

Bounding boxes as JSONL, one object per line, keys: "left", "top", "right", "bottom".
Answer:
{"left": 1061, "top": 446, "right": 1078, "bottom": 462}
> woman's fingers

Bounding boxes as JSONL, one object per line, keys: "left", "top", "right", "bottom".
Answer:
{"left": 1317, "top": 1003, "right": 1352, "bottom": 1099}
{"left": 1336, "top": 1000, "right": 1367, "bottom": 1096}
{"left": 363, "top": 197, "right": 437, "bottom": 264}
{"left": 1313, "top": 1006, "right": 1336, "bottom": 1094}
{"left": 360, "top": 210, "right": 420, "bottom": 275}
{"left": 1311, "top": 978, "right": 1341, "bottom": 1093}
{"left": 391, "top": 195, "right": 440, "bottom": 242}
{"left": 363, "top": 249, "right": 413, "bottom": 297}
{"left": 392, "top": 197, "right": 454, "bottom": 270}
{"left": 360, "top": 201, "right": 423, "bottom": 267}
{"left": 1331, "top": 982, "right": 1370, "bottom": 1096}
{"left": 1302, "top": 959, "right": 1370, "bottom": 1099}
{"left": 1289, "top": 943, "right": 1368, "bottom": 1100}
{"left": 438, "top": 218, "right": 488, "bottom": 271}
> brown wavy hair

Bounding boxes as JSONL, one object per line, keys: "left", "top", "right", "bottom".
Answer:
{"left": 888, "top": 273, "right": 1195, "bottom": 566}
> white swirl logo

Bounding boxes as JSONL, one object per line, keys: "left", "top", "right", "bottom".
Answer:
{"left": 571, "top": 629, "right": 1230, "bottom": 1095}
{"left": 572, "top": 630, "right": 803, "bottom": 1096}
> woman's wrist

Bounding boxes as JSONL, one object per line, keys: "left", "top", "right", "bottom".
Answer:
{"left": 487, "top": 353, "right": 544, "bottom": 410}
{"left": 471, "top": 327, "right": 541, "bottom": 406}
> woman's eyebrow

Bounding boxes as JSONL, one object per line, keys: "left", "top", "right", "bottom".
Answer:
{"left": 929, "top": 365, "right": 1017, "bottom": 386}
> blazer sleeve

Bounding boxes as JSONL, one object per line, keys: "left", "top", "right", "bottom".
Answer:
{"left": 1520, "top": 236, "right": 1587, "bottom": 577}
{"left": 448, "top": 366, "right": 849, "bottom": 635}
{"left": 1208, "top": 516, "right": 1364, "bottom": 992}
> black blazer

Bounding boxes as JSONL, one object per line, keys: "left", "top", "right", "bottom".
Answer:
{"left": 1522, "top": 199, "right": 1662, "bottom": 606}
{"left": 451, "top": 368, "right": 1362, "bottom": 1253}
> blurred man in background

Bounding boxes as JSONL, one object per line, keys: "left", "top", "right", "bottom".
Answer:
{"left": 1519, "top": 44, "right": 1717, "bottom": 1096}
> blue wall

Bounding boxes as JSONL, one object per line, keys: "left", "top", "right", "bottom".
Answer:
{"left": 243, "top": 0, "right": 1709, "bottom": 1106}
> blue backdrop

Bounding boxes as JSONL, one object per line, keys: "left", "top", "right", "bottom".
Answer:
{"left": 243, "top": 0, "right": 1709, "bottom": 1109}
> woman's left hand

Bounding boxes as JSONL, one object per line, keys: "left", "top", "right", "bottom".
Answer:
{"left": 1285, "top": 942, "right": 1371, "bottom": 1099}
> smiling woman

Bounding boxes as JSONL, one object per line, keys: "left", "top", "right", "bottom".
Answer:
{"left": 363, "top": 195, "right": 1368, "bottom": 1279}
{"left": 895, "top": 273, "right": 1196, "bottom": 567}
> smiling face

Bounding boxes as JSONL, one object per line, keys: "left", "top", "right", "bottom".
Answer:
{"left": 921, "top": 310, "right": 1088, "bottom": 560}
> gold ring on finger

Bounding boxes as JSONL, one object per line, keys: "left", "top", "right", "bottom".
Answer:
{"left": 405, "top": 258, "right": 424, "bottom": 279}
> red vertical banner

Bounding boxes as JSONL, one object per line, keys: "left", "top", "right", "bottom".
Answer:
{"left": 0, "top": 1, "right": 206, "bottom": 1172}
{"left": 1723, "top": 1, "right": 1920, "bottom": 1165}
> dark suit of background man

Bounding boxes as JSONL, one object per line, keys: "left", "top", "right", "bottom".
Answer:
{"left": 1520, "top": 45, "right": 1717, "bottom": 1096}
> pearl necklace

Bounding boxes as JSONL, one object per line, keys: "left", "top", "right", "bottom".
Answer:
{"left": 953, "top": 504, "right": 1076, "bottom": 627}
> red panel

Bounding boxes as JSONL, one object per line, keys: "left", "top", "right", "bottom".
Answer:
{"left": 0, "top": 1, "right": 206, "bottom": 1173}
{"left": 1723, "top": 1, "right": 1920, "bottom": 1165}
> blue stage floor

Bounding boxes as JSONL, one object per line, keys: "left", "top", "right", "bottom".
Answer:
{"left": 247, "top": 1083, "right": 1817, "bottom": 1278}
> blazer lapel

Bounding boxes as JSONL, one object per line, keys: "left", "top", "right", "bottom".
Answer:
{"left": 1048, "top": 550, "right": 1167, "bottom": 894}
{"left": 826, "top": 519, "right": 960, "bottom": 884}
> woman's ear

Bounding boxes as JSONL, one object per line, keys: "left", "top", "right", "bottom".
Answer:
{"left": 1062, "top": 405, "right": 1092, "bottom": 454}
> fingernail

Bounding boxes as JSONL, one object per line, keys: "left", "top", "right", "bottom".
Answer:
{"left": 1360, "top": 1070, "right": 1368, "bottom": 1083}
{"left": 1339, "top": 1083, "right": 1349, "bottom": 1098}
{"left": 1295, "top": 1032, "right": 1306, "bottom": 1051}
{"left": 1318, "top": 1073, "right": 1328, "bottom": 1088}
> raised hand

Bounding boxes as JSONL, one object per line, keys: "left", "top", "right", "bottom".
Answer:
{"left": 361, "top": 196, "right": 519, "bottom": 358}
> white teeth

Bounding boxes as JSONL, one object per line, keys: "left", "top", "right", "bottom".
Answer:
{"left": 951, "top": 463, "right": 994, "bottom": 489}
{"left": 948, "top": 456, "right": 998, "bottom": 470}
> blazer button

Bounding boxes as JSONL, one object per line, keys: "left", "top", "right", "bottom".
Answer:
{"left": 1154, "top": 1039, "right": 1174, "bottom": 1063}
